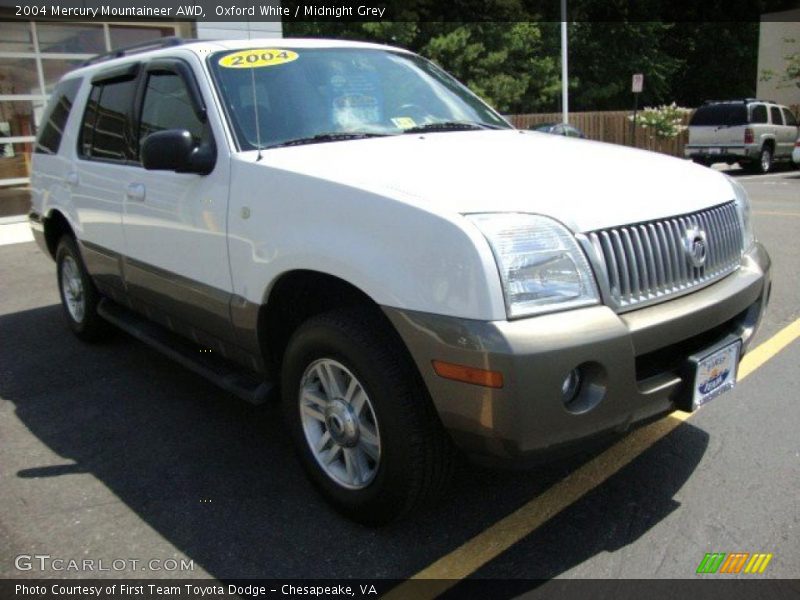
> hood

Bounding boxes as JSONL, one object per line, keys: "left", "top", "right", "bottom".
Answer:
{"left": 250, "top": 129, "right": 736, "bottom": 233}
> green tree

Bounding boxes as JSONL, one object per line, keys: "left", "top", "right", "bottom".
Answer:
{"left": 667, "top": 22, "right": 759, "bottom": 107}
{"left": 283, "top": 21, "right": 561, "bottom": 113}
{"left": 550, "top": 22, "right": 682, "bottom": 111}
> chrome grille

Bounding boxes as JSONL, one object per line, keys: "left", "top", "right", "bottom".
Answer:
{"left": 584, "top": 201, "right": 743, "bottom": 312}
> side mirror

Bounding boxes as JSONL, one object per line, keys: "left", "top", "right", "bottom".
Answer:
{"left": 141, "top": 129, "right": 215, "bottom": 175}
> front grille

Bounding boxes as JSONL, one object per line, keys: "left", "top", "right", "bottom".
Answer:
{"left": 584, "top": 201, "right": 743, "bottom": 311}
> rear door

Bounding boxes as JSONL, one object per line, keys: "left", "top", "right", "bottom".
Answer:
{"left": 122, "top": 56, "right": 235, "bottom": 344}
{"left": 769, "top": 105, "right": 789, "bottom": 157}
{"left": 72, "top": 64, "right": 141, "bottom": 292}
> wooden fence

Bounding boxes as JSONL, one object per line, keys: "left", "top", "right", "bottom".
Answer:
{"left": 508, "top": 104, "right": 800, "bottom": 158}
{"left": 507, "top": 110, "right": 690, "bottom": 157}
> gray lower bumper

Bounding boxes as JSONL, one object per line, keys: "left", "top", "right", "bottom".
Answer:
{"left": 684, "top": 146, "right": 751, "bottom": 161}
{"left": 383, "top": 243, "right": 771, "bottom": 466}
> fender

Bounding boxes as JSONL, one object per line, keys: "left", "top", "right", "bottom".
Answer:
{"left": 228, "top": 157, "right": 506, "bottom": 321}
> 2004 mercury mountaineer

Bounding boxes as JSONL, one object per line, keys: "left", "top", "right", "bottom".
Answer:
{"left": 29, "top": 38, "right": 771, "bottom": 524}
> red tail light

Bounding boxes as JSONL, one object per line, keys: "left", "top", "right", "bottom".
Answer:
{"left": 744, "top": 128, "right": 754, "bottom": 144}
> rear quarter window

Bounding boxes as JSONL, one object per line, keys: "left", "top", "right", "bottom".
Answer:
{"left": 750, "top": 105, "right": 768, "bottom": 124}
{"left": 35, "top": 78, "right": 82, "bottom": 155}
{"left": 689, "top": 105, "right": 748, "bottom": 126}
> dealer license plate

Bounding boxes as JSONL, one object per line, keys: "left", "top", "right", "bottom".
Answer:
{"left": 707, "top": 147, "right": 722, "bottom": 154}
{"left": 692, "top": 340, "right": 741, "bottom": 409}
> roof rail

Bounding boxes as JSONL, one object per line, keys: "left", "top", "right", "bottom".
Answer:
{"left": 702, "top": 98, "right": 763, "bottom": 106}
{"left": 82, "top": 36, "right": 185, "bottom": 66}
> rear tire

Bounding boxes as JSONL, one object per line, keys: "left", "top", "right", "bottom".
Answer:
{"left": 281, "top": 308, "right": 454, "bottom": 525}
{"left": 56, "top": 235, "right": 111, "bottom": 342}
{"left": 749, "top": 146, "right": 773, "bottom": 174}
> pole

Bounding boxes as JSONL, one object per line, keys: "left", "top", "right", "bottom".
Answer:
{"left": 631, "top": 92, "right": 638, "bottom": 147}
{"left": 561, "top": 0, "right": 568, "bottom": 124}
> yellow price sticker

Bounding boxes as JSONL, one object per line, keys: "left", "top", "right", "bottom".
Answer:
{"left": 218, "top": 49, "right": 299, "bottom": 69}
{"left": 391, "top": 117, "right": 417, "bottom": 129}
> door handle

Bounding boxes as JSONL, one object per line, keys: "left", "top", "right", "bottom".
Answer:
{"left": 64, "top": 172, "right": 79, "bottom": 186}
{"left": 126, "top": 183, "right": 146, "bottom": 202}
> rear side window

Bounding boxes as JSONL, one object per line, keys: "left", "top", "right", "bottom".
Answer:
{"left": 750, "top": 105, "right": 768, "bottom": 124}
{"left": 690, "top": 105, "right": 748, "bottom": 126}
{"left": 781, "top": 108, "right": 797, "bottom": 127}
{"left": 770, "top": 106, "right": 784, "bottom": 125}
{"left": 35, "top": 78, "right": 82, "bottom": 155}
{"left": 79, "top": 78, "right": 137, "bottom": 162}
{"left": 138, "top": 72, "right": 206, "bottom": 154}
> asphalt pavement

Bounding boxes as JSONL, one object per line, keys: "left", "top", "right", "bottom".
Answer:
{"left": 0, "top": 166, "right": 798, "bottom": 586}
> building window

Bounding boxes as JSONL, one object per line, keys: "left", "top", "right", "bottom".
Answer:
{"left": 0, "top": 21, "right": 178, "bottom": 216}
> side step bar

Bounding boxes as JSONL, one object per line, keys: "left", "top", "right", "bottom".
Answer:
{"left": 97, "top": 299, "right": 273, "bottom": 405}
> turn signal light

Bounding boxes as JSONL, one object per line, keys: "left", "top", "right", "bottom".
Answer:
{"left": 744, "top": 128, "right": 754, "bottom": 144}
{"left": 432, "top": 360, "right": 504, "bottom": 388}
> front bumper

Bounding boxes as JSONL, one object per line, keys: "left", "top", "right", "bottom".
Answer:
{"left": 384, "top": 243, "right": 771, "bottom": 466}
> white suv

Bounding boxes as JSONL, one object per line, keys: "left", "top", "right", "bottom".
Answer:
{"left": 30, "top": 38, "right": 771, "bottom": 523}
{"left": 685, "top": 99, "right": 799, "bottom": 173}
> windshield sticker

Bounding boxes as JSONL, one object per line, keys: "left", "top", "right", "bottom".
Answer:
{"left": 329, "top": 68, "right": 384, "bottom": 128}
{"left": 391, "top": 117, "right": 417, "bottom": 129}
{"left": 219, "top": 49, "right": 298, "bottom": 69}
{"left": 333, "top": 94, "right": 381, "bottom": 129}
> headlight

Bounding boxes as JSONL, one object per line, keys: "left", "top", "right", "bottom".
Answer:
{"left": 467, "top": 213, "right": 600, "bottom": 318}
{"left": 727, "top": 175, "right": 755, "bottom": 251}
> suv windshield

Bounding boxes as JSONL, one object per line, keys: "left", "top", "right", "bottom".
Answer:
{"left": 208, "top": 47, "right": 511, "bottom": 150}
{"left": 689, "top": 104, "right": 749, "bottom": 127}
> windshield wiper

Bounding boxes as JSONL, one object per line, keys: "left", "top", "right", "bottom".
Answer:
{"left": 402, "top": 121, "right": 503, "bottom": 134}
{"left": 267, "top": 132, "right": 391, "bottom": 149}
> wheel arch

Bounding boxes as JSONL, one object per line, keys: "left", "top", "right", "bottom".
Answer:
{"left": 257, "top": 269, "right": 408, "bottom": 375}
{"left": 42, "top": 209, "right": 75, "bottom": 259}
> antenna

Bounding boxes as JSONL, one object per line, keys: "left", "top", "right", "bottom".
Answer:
{"left": 246, "top": 20, "right": 263, "bottom": 161}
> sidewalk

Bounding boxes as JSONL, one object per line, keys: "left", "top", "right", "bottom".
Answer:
{"left": 0, "top": 216, "right": 33, "bottom": 247}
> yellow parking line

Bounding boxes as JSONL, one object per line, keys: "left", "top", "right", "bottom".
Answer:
{"left": 387, "top": 317, "right": 800, "bottom": 599}
{"left": 738, "top": 319, "right": 800, "bottom": 379}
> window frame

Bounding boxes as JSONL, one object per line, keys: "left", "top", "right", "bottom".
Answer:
{"left": 133, "top": 57, "right": 210, "bottom": 164}
{"left": 76, "top": 62, "right": 141, "bottom": 165}
{"left": 781, "top": 107, "right": 798, "bottom": 128}
{"left": 34, "top": 76, "right": 82, "bottom": 155}
{"left": 769, "top": 105, "right": 784, "bottom": 126}
{"left": 750, "top": 104, "right": 768, "bottom": 125}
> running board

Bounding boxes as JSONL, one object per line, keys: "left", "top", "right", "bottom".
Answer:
{"left": 97, "top": 299, "right": 273, "bottom": 405}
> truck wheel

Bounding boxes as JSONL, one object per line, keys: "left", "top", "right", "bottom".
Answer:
{"left": 281, "top": 308, "right": 454, "bottom": 525}
{"left": 56, "top": 235, "right": 110, "bottom": 342}
{"left": 753, "top": 146, "right": 773, "bottom": 174}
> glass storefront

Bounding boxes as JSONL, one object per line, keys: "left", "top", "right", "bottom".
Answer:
{"left": 0, "top": 21, "right": 179, "bottom": 216}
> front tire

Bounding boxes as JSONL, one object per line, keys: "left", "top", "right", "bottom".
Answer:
{"left": 56, "top": 235, "right": 110, "bottom": 342}
{"left": 281, "top": 308, "right": 454, "bottom": 525}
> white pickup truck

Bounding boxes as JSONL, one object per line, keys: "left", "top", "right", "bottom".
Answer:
{"left": 30, "top": 38, "right": 771, "bottom": 524}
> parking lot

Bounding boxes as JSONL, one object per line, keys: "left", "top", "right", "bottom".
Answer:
{"left": 1, "top": 167, "right": 798, "bottom": 588}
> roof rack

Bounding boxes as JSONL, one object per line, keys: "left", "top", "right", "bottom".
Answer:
{"left": 703, "top": 98, "right": 769, "bottom": 106}
{"left": 82, "top": 36, "right": 185, "bottom": 66}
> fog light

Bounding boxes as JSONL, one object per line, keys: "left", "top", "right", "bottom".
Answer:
{"left": 561, "top": 369, "right": 582, "bottom": 404}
